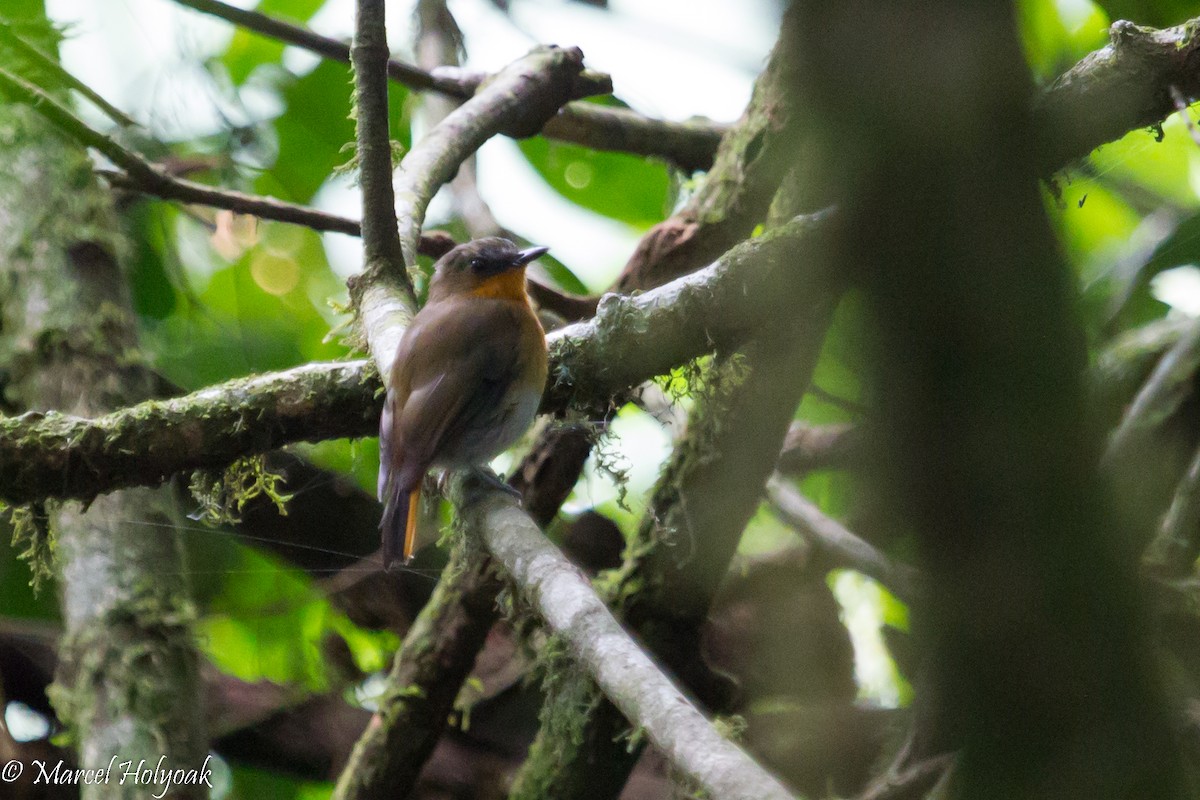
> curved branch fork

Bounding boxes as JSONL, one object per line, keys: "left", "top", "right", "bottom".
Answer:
{"left": 352, "top": 45, "right": 598, "bottom": 378}
{"left": 450, "top": 472, "right": 798, "bottom": 800}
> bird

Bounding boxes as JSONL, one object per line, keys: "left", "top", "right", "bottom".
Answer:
{"left": 378, "top": 237, "right": 550, "bottom": 569}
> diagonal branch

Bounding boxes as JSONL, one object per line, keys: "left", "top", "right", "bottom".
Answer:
{"left": 0, "top": 66, "right": 366, "bottom": 233}
{"left": 0, "top": 22, "right": 137, "bottom": 127}
{"left": 448, "top": 470, "right": 799, "bottom": 800}
{"left": 0, "top": 65, "right": 452, "bottom": 257}
{"left": 766, "top": 474, "right": 921, "bottom": 604}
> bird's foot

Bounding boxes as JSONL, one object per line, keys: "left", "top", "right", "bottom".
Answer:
{"left": 471, "top": 466, "right": 523, "bottom": 501}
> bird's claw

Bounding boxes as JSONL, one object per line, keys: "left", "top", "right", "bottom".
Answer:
{"left": 472, "top": 466, "right": 524, "bottom": 502}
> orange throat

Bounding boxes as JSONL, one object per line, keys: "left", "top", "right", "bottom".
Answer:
{"left": 470, "top": 267, "right": 529, "bottom": 302}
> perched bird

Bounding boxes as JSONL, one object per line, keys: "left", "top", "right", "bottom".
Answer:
{"left": 378, "top": 237, "right": 549, "bottom": 569}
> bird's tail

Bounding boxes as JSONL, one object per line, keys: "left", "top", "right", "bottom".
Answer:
{"left": 380, "top": 482, "right": 421, "bottom": 570}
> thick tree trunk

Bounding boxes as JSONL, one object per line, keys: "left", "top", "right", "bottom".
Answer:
{"left": 0, "top": 63, "right": 208, "bottom": 800}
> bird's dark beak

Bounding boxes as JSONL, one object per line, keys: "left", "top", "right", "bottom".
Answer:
{"left": 514, "top": 245, "right": 549, "bottom": 266}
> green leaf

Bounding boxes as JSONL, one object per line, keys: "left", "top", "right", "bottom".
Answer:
{"left": 145, "top": 240, "right": 348, "bottom": 389}
{"left": 517, "top": 136, "right": 673, "bottom": 227}
{"left": 126, "top": 204, "right": 181, "bottom": 320}
{"left": 220, "top": 29, "right": 285, "bottom": 87}
{"left": 534, "top": 252, "right": 591, "bottom": 296}
{"left": 230, "top": 764, "right": 331, "bottom": 800}
{"left": 266, "top": 60, "right": 355, "bottom": 202}
{"left": 218, "top": 0, "right": 330, "bottom": 87}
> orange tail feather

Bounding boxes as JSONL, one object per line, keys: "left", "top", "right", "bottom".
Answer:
{"left": 382, "top": 482, "right": 422, "bottom": 570}
{"left": 403, "top": 485, "right": 421, "bottom": 563}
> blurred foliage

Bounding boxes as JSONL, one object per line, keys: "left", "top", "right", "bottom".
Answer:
{"left": 518, "top": 134, "right": 675, "bottom": 227}
{"left": 1017, "top": 0, "right": 1110, "bottom": 80}
{"left": 5, "top": 0, "right": 1200, "bottom": 794}
{"left": 1094, "top": 0, "right": 1200, "bottom": 26}
{"left": 226, "top": 765, "right": 334, "bottom": 800}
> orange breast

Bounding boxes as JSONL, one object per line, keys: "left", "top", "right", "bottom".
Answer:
{"left": 470, "top": 267, "right": 530, "bottom": 302}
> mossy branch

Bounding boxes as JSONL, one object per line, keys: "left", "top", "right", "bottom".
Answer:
{"left": 0, "top": 217, "right": 825, "bottom": 507}
{"left": 1035, "top": 18, "right": 1200, "bottom": 172}
{"left": 331, "top": 540, "right": 504, "bottom": 800}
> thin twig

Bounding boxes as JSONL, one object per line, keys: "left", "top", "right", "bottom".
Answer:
{"left": 1169, "top": 84, "right": 1200, "bottom": 148}
{"left": 766, "top": 474, "right": 921, "bottom": 604}
{"left": 1143, "top": 439, "right": 1200, "bottom": 576}
{"left": 171, "top": 0, "right": 456, "bottom": 95}
{"left": 0, "top": 22, "right": 138, "bottom": 127}
{"left": 0, "top": 66, "right": 363, "bottom": 233}
{"left": 1105, "top": 317, "right": 1200, "bottom": 464}
{"left": 167, "top": 0, "right": 724, "bottom": 170}
{"left": 0, "top": 66, "right": 459, "bottom": 254}
{"left": 776, "top": 421, "right": 860, "bottom": 474}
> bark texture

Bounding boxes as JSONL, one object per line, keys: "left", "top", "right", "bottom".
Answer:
{"left": 0, "top": 100, "right": 206, "bottom": 800}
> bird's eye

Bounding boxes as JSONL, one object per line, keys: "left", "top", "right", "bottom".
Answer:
{"left": 469, "top": 257, "right": 483, "bottom": 271}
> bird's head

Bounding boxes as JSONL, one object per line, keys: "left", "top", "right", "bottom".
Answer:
{"left": 427, "top": 237, "right": 548, "bottom": 303}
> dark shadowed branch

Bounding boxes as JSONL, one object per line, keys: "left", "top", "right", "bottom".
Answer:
{"left": 797, "top": 0, "right": 1191, "bottom": 794}
{"left": 765, "top": 475, "right": 921, "bottom": 604}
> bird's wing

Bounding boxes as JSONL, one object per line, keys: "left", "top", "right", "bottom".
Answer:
{"left": 389, "top": 300, "right": 523, "bottom": 482}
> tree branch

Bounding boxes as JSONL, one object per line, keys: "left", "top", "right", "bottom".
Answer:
{"left": 167, "top": 0, "right": 725, "bottom": 170}
{"left": 0, "top": 97, "right": 208, "bottom": 797}
{"left": 1104, "top": 317, "right": 1200, "bottom": 466}
{"left": 0, "top": 22, "right": 137, "bottom": 127}
{"left": 351, "top": 0, "right": 409, "bottom": 302}
{"left": 765, "top": 475, "right": 921, "bottom": 604}
{"left": 1035, "top": 18, "right": 1200, "bottom": 173}
{"left": 510, "top": 205, "right": 837, "bottom": 800}
{"left": 776, "top": 422, "right": 861, "bottom": 474}
{"left": 330, "top": 540, "right": 503, "bottom": 800}
{"left": 0, "top": 205, "right": 830, "bottom": 513}
{"left": 0, "top": 67, "right": 357, "bottom": 228}
{"left": 448, "top": 470, "right": 799, "bottom": 800}
{"left": 610, "top": 4, "right": 809, "bottom": 293}
{"left": 0, "top": 65, "right": 455, "bottom": 258}
{"left": 1143, "top": 439, "right": 1200, "bottom": 576}
{"left": 0, "top": 361, "right": 379, "bottom": 506}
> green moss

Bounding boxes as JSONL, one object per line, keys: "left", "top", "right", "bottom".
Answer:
{"left": 6, "top": 500, "right": 53, "bottom": 594}
{"left": 48, "top": 587, "right": 198, "bottom": 752}
{"left": 188, "top": 455, "right": 293, "bottom": 525}
{"left": 510, "top": 638, "right": 604, "bottom": 800}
